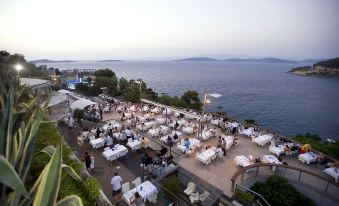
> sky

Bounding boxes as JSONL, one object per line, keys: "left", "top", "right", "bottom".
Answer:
{"left": 0, "top": 0, "right": 338, "bottom": 61}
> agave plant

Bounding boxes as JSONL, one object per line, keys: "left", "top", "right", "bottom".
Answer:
{"left": 0, "top": 74, "right": 83, "bottom": 206}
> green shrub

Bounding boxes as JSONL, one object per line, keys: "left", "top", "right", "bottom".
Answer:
{"left": 235, "top": 188, "right": 255, "bottom": 204}
{"left": 84, "top": 177, "right": 102, "bottom": 201}
{"left": 250, "top": 175, "right": 316, "bottom": 206}
{"left": 292, "top": 133, "right": 339, "bottom": 159}
{"left": 244, "top": 119, "right": 255, "bottom": 124}
{"left": 163, "top": 175, "right": 181, "bottom": 194}
{"left": 73, "top": 108, "right": 85, "bottom": 120}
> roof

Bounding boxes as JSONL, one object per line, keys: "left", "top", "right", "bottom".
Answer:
{"left": 20, "top": 78, "right": 48, "bottom": 87}
{"left": 57, "top": 89, "right": 74, "bottom": 94}
{"left": 70, "top": 98, "right": 96, "bottom": 110}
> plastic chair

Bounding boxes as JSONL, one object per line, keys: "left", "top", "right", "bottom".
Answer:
{"left": 184, "top": 182, "right": 196, "bottom": 196}
{"left": 132, "top": 177, "right": 141, "bottom": 187}
{"left": 121, "top": 182, "right": 130, "bottom": 194}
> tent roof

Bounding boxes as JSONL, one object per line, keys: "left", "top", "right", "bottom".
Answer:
{"left": 57, "top": 89, "right": 73, "bottom": 94}
{"left": 70, "top": 98, "right": 96, "bottom": 110}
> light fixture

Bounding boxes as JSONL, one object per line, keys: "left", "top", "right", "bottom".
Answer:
{"left": 15, "top": 64, "right": 23, "bottom": 71}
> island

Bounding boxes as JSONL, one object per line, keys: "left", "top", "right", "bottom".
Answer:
{"left": 289, "top": 57, "right": 339, "bottom": 78}
{"left": 29, "top": 59, "right": 76, "bottom": 63}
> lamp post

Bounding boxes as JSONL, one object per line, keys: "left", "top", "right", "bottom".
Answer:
{"left": 15, "top": 64, "right": 23, "bottom": 81}
{"left": 198, "top": 91, "right": 221, "bottom": 139}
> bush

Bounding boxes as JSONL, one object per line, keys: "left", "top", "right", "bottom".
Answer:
{"left": 292, "top": 133, "right": 339, "bottom": 159}
{"left": 244, "top": 119, "right": 255, "bottom": 124}
{"left": 250, "top": 175, "right": 316, "bottom": 206}
{"left": 163, "top": 175, "right": 181, "bottom": 194}
{"left": 84, "top": 177, "right": 102, "bottom": 201}
{"left": 235, "top": 188, "right": 255, "bottom": 204}
{"left": 73, "top": 108, "right": 85, "bottom": 120}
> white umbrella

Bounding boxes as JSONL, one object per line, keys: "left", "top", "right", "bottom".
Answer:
{"left": 70, "top": 98, "right": 96, "bottom": 110}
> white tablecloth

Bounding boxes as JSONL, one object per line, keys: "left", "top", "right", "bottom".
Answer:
{"left": 142, "top": 106, "right": 149, "bottom": 112}
{"left": 171, "top": 130, "right": 182, "bottom": 137}
{"left": 160, "top": 125, "right": 169, "bottom": 134}
{"left": 122, "top": 181, "right": 158, "bottom": 205}
{"left": 196, "top": 149, "right": 216, "bottom": 164}
{"left": 252, "top": 134, "right": 273, "bottom": 146}
{"left": 324, "top": 168, "right": 339, "bottom": 182}
{"left": 177, "top": 138, "right": 200, "bottom": 152}
{"left": 234, "top": 155, "right": 252, "bottom": 167}
{"left": 127, "top": 140, "right": 141, "bottom": 151}
{"left": 182, "top": 126, "right": 194, "bottom": 134}
{"left": 177, "top": 119, "right": 187, "bottom": 126}
{"left": 102, "top": 144, "right": 128, "bottom": 161}
{"left": 144, "top": 121, "right": 155, "bottom": 130}
{"left": 151, "top": 107, "right": 161, "bottom": 113}
{"left": 298, "top": 152, "right": 318, "bottom": 164}
{"left": 129, "top": 106, "right": 136, "bottom": 112}
{"left": 269, "top": 145, "right": 285, "bottom": 156}
{"left": 222, "top": 135, "right": 234, "bottom": 150}
{"left": 240, "top": 127, "right": 254, "bottom": 136}
{"left": 124, "top": 113, "right": 132, "bottom": 118}
{"left": 211, "top": 119, "right": 221, "bottom": 125}
{"left": 263, "top": 155, "right": 281, "bottom": 164}
{"left": 148, "top": 129, "right": 159, "bottom": 137}
{"left": 156, "top": 117, "right": 166, "bottom": 125}
{"left": 201, "top": 130, "right": 213, "bottom": 141}
{"left": 102, "top": 122, "right": 121, "bottom": 130}
{"left": 90, "top": 138, "right": 105, "bottom": 149}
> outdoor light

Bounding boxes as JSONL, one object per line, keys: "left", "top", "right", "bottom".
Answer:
{"left": 205, "top": 99, "right": 210, "bottom": 104}
{"left": 15, "top": 64, "right": 23, "bottom": 71}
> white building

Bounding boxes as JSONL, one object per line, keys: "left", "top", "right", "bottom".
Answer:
{"left": 20, "top": 78, "right": 51, "bottom": 97}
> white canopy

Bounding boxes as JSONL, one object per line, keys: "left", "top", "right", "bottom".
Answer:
{"left": 70, "top": 98, "right": 96, "bottom": 110}
{"left": 41, "top": 92, "right": 67, "bottom": 107}
{"left": 57, "top": 89, "right": 74, "bottom": 94}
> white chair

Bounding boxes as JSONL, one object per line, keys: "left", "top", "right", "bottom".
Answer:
{"left": 199, "top": 190, "right": 210, "bottom": 202}
{"left": 132, "top": 177, "right": 141, "bottom": 187}
{"left": 189, "top": 191, "right": 200, "bottom": 204}
{"left": 106, "top": 137, "right": 113, "bottom": 146}
{"left": 121, "top": 182, "right": 130, "bottom": 194}
{"left": 104, "top": 147, "right": 110, "bottom": 151}
{"left": 248, "top": 155, "right": 254, "bottom": 161}
{"left": 184, "top": 182, "right": 196, "bottom": 196}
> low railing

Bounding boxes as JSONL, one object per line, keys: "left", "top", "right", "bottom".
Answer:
{"left": 231, "top": 163, "right": 339, "bottom": 204}
{"left": 234, "top": 183, "right": 270, "bottom": 206}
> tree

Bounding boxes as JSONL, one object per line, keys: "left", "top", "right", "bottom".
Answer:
{"left": 118, "top": 77, "right": 129, "bottom": 92}
{"left": 95, "top": 68, "right": 116, "bottom": 77}
{"left": 181, "top": 90, "right": 202, "bottom": 110}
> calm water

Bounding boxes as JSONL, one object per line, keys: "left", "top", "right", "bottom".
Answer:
{"left": 41, "top": 61, "right": 339, "bottom": 140}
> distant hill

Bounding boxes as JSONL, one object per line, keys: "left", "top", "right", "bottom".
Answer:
{"left": 30, "top": 59, "right": 76, "bottom": 63}
{"left": 97, "top": 60, "right": 124, "bottom": 62}
{"left": 314, "top": 57, "right": 339, "bottom": 69}
{"left": 289, "top": 57, "right": 339, "bottom": 78}
{"left": 174, "top": 57, "right": 297, "bottom": 63}
{"left": 223, "top": 57, "right": 296, "bottom": 63}
{"left": 174, "top": 57, "right": 219, "bottom": 61}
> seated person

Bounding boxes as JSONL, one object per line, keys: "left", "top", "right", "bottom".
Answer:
{"left": 254, "top": 157, "right": 261, "bottom": 163}
{"left": 173, "top": 133, "right": 179, "bottom": 141}
{"left": 157, "top": 146, "right": 168, "bottom": 157}
{"left": 144, "top": 154, "right": 153, "bottom": 166}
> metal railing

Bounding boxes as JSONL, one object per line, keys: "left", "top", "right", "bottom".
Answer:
{"left": 234, "top": 183, "right": 270, "bottom": 206}
{"left": 231, "top": 163, "right": 339, "bottom": 204}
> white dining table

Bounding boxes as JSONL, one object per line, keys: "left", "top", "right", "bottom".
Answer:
{"left": 196, "top": 149, "right": 216, "bottom": 164}
{"left": 252, "top": 134, "right": 273, "bottom": 146}
{"left": 156, "top": 117, "right": 166, "bottom": 125}
{"left": 127, "top": 140, "right": 141, "bottom": 151}
{"left": 160, "top": 125, "right": 169, "bottom": 134}
{"left": 90, "top": 138, "right": 105, "bottom": 149}
{"left": 222, "top": 135, "right": 234, "bottom": 150}
{"left": 298, "top": 152, "right": 318, "bottom": 164}
{"left": 177, "top": 138, "right": 200, "bottom": 152}
{"left": 234, "top": 155, "right": 252, "bottom": 167}
{"left": 324, "top": 167, "right": 339, "bottom": 182}
{"left": 102, "top": 144, "right": 128, "bottom": 161}
{"left": 182, "top": 126, "right": 194, "bottom": 134}
{"left": 240, "top": 127, "right": 254, "bottom": 136}
{"left": 122, "top": 181, "right": 158, "bottom": 205}
{"left": 148, "top": 128, "right": 159, "bottom": 137}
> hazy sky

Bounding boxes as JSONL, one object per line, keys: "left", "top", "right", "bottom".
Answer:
{"left": 1, "top": 0, "right": 338, "bottom": 60}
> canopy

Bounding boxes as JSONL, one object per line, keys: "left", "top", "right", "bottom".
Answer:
{"left": 41, "top": 92, "right": 67, "bottom": 107}
{"left": 57, "top": 89, "right": 73, "bottom": 94}
{"left": 70, "top": 98, "right": 96, "bottom": 110}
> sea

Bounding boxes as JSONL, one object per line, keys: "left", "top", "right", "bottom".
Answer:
{"left": 38, "top": 61, "right": 339, "bottom": 140}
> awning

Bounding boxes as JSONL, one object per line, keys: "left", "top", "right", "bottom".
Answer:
{"left": 41, "top": 92, "right": 67, "bottom": 107}
{"left": 57, "top": 89, "right": 74, "bottom": 94}
{"left": 70, "top": 98, "right": 96, "bottom": 110}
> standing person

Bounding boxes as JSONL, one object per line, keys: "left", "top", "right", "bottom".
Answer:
{"left": 183, "top": 138, "right": 191, "bottom": 157}
{"left": 83, "top": 152, "right": 91, "bottom": 171}
{"left": 217, "top": 136, "right": 222, "bottom": 148}
{"left": 221, "top": 138, "right": 227, "bottom": 156}
{"left": 68, "top": 116, "right": 74, "bottom": 129}
{"left": 111, "top": 172, "right": 123, "bottom": 202}
{"left": 99, "top": 108, "right": 103, "bottom": 120}
{"left": 125, "top": 127, "right": 132, "bottom": 139}
{"left": 90, "top": 153, "right": 95, "bottom": 171}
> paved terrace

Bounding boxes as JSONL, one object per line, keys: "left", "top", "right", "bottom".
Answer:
{"left": 100, "top": 105, "right": 328, "bottom": 197}
{"left": 50, "top": 99, "right": 334, "bottom": 205}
